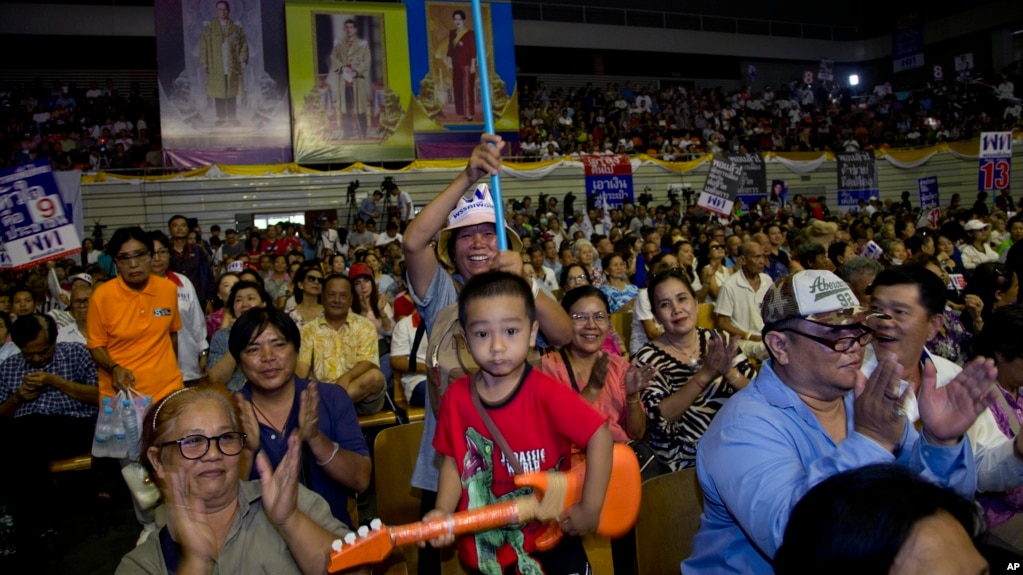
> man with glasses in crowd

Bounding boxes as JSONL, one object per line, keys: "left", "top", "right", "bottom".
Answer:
{"left": 56, "top": 279, "right": 92, "bottom": 345}
{"left": 683, "top": 270, "right": 995, "bottom": 574}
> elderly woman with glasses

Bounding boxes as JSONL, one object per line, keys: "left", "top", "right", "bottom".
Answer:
{"left": 633, "top": 268, "right": 755, "bottom": 470}
{"left": 117, "top": 385, "right": 359, "bottom": 574}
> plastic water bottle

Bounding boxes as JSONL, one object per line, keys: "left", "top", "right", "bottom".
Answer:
{"left": 0, "top": 504, "right": 14, "bottom": 556}
{"left": 93, "top": 405, "right": 115, "bottom": 457}
{"left": 122, "top": 399, "right": 140, "bottom": 460}
{"left": 112, "top": 415, "right": 127, "bottom": 459}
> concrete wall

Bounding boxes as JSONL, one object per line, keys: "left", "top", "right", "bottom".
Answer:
{"left": 81, "top": 149, "right": 1021, "bottom": 232}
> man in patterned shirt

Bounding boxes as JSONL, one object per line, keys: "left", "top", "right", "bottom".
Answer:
{"left": 0, "top": 313, "right": 99, "bottom": 548}
{"left": 296, "top": 274, "right": 385, "bottom": 414}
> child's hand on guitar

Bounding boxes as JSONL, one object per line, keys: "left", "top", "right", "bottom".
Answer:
{"left": 559, "top": 500, "right": 601, "bottom": 537}
{"left": 420, "top": 509, "right": 456, "bottom": 548}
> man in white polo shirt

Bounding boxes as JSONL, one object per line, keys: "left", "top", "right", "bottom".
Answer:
{"left": 717, "top": 240, "right": 773, "bottom": 342}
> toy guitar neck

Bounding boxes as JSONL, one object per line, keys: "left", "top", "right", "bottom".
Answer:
{"left": 329, "top": 498, "right": 534, "bottom": 573}
{"left": 328, "top": 443, "right": 641, "bottom": 573}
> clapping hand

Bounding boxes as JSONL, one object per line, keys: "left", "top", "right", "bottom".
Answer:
{"left": 234, "top": 393, "right": 261, "bottom": 454}
{"left": 624, "top": 358, "right": 658, "bottom": 397}
{"left": 297, "top": 381, "right": 322, "bottom": 444}
{"left": 256, "top": 432, "right": 302, "bottom": 528}
{"left": 695, "top": 332, "right": 738, "bottom": 388}
{"left": 166, "top": 467, "right": 218, "bottom": 566}
{"left": 919, "top": 357, "right": 998, "bottom": 445}
{"left": 853, "top": 352, "right": 910, "bottom": 453}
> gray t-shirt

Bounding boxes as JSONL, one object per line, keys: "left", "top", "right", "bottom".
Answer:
{"left": 116, "top": 481, "right": 350, "bottom": 574}
{"left": 407, "top": 265, "right": 461, "bottom": 491}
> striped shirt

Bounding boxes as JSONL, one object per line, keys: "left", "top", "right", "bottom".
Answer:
{"left": 0, "top": 342, "right": 98, "bottom": 419}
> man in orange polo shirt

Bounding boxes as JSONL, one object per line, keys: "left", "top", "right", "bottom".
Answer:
{"left": 87, "top": 226, "right": 183, "bottom": 404}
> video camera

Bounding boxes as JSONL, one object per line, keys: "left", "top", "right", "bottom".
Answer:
{"left": 638, "top": 186, "right": 654, "bottom": 207}
{"left": 92, "top": 219, "right": 107, "bottom": 242}
{"left": 347, "top": 180, "right": 360, "bottom": 205}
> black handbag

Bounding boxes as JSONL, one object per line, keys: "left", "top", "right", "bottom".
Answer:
{"left": 557, "top": 349, "right": 671, "bottom": 482}
{"left": 627, "top": 439, "right": 672, "bottom": 482}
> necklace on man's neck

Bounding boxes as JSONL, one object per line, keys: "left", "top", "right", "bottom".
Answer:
{"left": 250, "top": 399, "right": 286, "bottom": 440}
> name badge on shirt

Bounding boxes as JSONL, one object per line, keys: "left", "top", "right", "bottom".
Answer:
{"left": 154, "top": 308, "right": 173, "bottom": 317}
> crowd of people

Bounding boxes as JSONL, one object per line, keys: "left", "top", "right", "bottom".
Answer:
{"left": 517, "top": 72, "right": 1022, "bottom": 160}
{"left": 3, "top": 122, "right": 1023, "bottom": 572}
{"left": 2, "top": 64, "right": 1021, "bottom": 172}
{"left": 0, "top": 79, "right": 162, "bottom": 172}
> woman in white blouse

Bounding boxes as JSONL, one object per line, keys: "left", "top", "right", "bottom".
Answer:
{"left": 960, "top": 219, "right": 1000, "bottom": 270}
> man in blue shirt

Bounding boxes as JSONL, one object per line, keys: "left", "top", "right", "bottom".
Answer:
{"left": 683, "top": 270, "right": 994, "bottom": 574}
{"left": 359, "top": 189, "right": 382, "bottom": 223}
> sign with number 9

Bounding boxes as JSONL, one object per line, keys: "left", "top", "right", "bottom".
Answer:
{"left": 26, "top": 195, "right": 66, "bottom": 223}
{"left": 35, "top": 198, "right": 55, "bottom": 219}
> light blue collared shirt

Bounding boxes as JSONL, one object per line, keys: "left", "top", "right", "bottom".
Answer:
{"left": 682, "top": 360, "right": 977, "bottom": 574}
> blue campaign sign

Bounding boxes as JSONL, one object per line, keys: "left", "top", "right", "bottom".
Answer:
{"left": 585, "top": 175, "right": 634, "bottom": 210}
{"left": 836, "top": 151, "right": 879, "bottom": 209}
{"left": 0, "top": 160, "right": 82, "bottom": 269}
{"left": 838, "top": 189, "right": 878, "bottom": 206}
{"left": 918, "top": 176, "right": 939, "bottom": 210}
{"left": 978, "top": 157, "right": 1011, "bottom": 191}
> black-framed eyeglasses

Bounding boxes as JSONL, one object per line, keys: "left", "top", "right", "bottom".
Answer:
{"left": 305, "top": 276, "right": 324, "bottom": 284}
{"left": 776, "top": 328, "right": 874, "bottom": 353}
{"left": 160, "top": 432, "right": 247, "bottom": 460}
{"left": 152, "top": 248, "right": 170, "bottom": 258}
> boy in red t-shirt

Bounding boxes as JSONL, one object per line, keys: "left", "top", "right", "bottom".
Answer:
{"left": 427, "top": 271, "right": 612, "bottom": 575}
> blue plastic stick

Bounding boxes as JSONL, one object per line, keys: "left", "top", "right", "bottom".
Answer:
{"left": 470, "top": 0, "right": 507, "bottom": 250}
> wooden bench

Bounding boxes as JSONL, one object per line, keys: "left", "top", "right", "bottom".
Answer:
{"left": 49, "top": 453, "right": 92, "bottom": 473}
{"left": 358, "top": 409, "right": 399, "bottom": 428}
{"left": 391, "top": 367, "right": 425, "bottom": 423}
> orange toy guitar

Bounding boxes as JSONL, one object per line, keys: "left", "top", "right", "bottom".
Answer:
{"left": 328, "top": 443, "right": 641, "bottom": 573}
